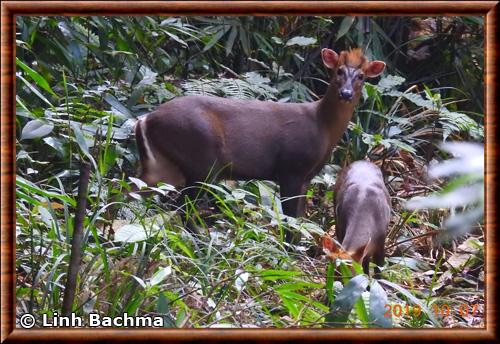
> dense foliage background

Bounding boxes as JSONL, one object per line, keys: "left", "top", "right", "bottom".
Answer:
{"left": 16, "top": 16, "right": 484, "bottom": 328}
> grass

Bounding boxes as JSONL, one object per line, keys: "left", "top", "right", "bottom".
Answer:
{"left": 16, "top": 170, "right": 485, "bottom": 328}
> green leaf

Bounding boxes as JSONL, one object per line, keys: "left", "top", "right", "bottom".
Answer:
{"left": 325, "top": 274, "right": 369, "bottom": 327}
{"left": 163, "top": 30, "right": 188, "bottom": 47}
{"left": 376, "top": 74, "right": 406, "bottom": 91}
{"left": 150, "top": 266, "right": 172, "bottom": 286}
{"left": 157, "top": 293, "right": 176, "bottom": 328}
{"left": 353, "top": 295, "right": 369, "bottom": 327}
{"left": 21, "top": 119, "right": 54, "bottom": 140}
{"left": 369, "top": 280, "right": 392, "bottom": 328}
{"left": 203, "top": 28, "right": 227, "bottom": 52}
{"left": 326, "top": 263, "right": 335, "bottom": 305}
{"left": 129, "top": 177, "right": 147, "bottom": 190}
{"left": 225, "top": 26, "right": 238, "bottom": 56}
{"left": 168, "top": 233, "right": 196, "bottom": 259}
{"left": 285, "top": 36, "right": 317, "bottom": 47}
{"left": 16, "top": 97, "right": 34, "bottom": 117}
{"left": 379, "top": 279, "right": 439, "bottom": 326}
{"left": 114, "top": 223, "right": 148, "bottom": 243}
{"left": 16, "top": 58, "right": 58, "bottom": 97}
{"left": 73, "top": 125, "right": 90, "bottom": 156}
{"left": 335, "top": 17, "right": 356, "bottom": 42}
{"left": 257, "top": 269, "right": 302, "bottom": 281}
{"left": 43, "top": 137, "right": 67, "bottom": 157}
{"left": 16, "top": 175, "right": 76, "bottom": 207}
{"left": 271, "top": 36, "right": 283, "bottom": 45}
{"left": 101, "top": 145, "right": 119, "bottom": 175}
{"left": 103, "top": 94, "right": 132, "bottom": 118}
{"left": 131, "top": 275, "right": 147, "bottom": 289}
{"left": 17, "top": 74, "right": 54, "bottom": 107}
{"left": 275, "top": 281, "right": 323, "bottom": 291}
{"left": 239, "top": 28, "right": 250, "bottom": 55}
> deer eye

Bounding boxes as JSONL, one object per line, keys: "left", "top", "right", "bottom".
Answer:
{"left": 337, "top": 68, "right": 344, "bottom": 76}
{"left": 357, "top": 74, "right": 364, "bottom": 80}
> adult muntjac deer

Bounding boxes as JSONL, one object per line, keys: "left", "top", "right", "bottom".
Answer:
{"left": 333, "top": 160, "right": 391, "bottom": 276}
{"left": 134, "top": 48, "right": 385, "bottom": 243}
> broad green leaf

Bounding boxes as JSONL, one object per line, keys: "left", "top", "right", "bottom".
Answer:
{"left": 369, "top": 280, "right": 392, "bottom": 328}
{"left": 129, "top": 177, "right": 147, "bottom": 190}
{"left": 157, "top": 293, "right": 176, "bottom": 328}
{"left": 239, "top": 28, "right": 250, "bottom": 55}
{"left": 376, "top": 74, "right": 406, "bottom": 91}
{"left": 325, "top": 274, "right": 369, "bottom": 327}
{"left": 101, "top": 145, "right": 119, "bottom": 175}
{"left": 37, "top": 206, "right": 54, "bottom": 228}
{"left": 150, "top": 266, "right": 172, "bottom": 286}
{"left": 167, "top": 233, "right": 195, "bottom": 259}
{"left": 353, "top": 294, "right": 369, "bottom": 327}
{"left": 17, "top": 74, "right": 54, "bottom": 107}
{"left": 103, "top": 94, "right": 132, "bottom": 118}
{"left": 43, "top": 136, "right": 66, "bottom": 156}
{"left": 16, "top": 58, "right": 57, "bottom": 97}
{"left": 114, "top": 223, "right": 148, "bottom": 243}
{"left": 234, "top": 271, "right": 250, "bottom": 292}
{"left": 257, "top": 181, "right": 276, "bottom": 208}
{"left": 73, "top": 125, "right": 90, "bottom": 156}
{"left": 379, "top": 279, "right": 439, "bottom": 326}
{"left": 225, "top": 26, "right": 238, "bottom": 56}
{"left": 335, "top": 17, "right": 356, "bottom": 42}
{"left": 285, "top": 36, "right": 317, "bottom": 47}
{"left": 21, "top": 119, "right": 54, "bottom": 140}
{"left": 131, "top": 275, "right": 147, "bottom": 289}
{"left": 271, "top": 36, "right": 283, "bottom": 45}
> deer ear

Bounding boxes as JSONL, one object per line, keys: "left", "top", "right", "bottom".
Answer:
{"left": 365, "top": 61, "right": 386, "bottom": 78}
{"left": 321, "top": 48, "right": 339, "bottom": 69}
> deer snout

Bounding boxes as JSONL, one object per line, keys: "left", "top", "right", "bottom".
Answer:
{"left": 339, "top": 88, "right": 353, "bottom": 101}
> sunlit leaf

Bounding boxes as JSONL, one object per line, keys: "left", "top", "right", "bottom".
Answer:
{"left": 325, "top": 275, "right": 369, "bottom": 327}
{"left": 379, "top": 279, "right": 439, "bottom": 326}
{"left": 369, "top": 280, "right": 392, "bottom": 328}
{"left": 114, "top": 223, "right": 148, "bottom": 243}
{"left": 103, "top": 94, "right": 133, "bottom": 118}
{"left": 150, "top": 266, "right": 172, "bottom": 286}
{"left": 21, "top": 119, "right": 54, "bottom": 140}
{"left": 285, "top": 36, "right": 317, "bottom": 47}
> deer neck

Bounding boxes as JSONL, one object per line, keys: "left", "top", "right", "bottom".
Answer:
{"left": 317, "top": 81, "right": 359, "bottom": 147}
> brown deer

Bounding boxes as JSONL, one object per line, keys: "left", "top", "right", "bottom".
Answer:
{"left": 332, "top": 160, "right": 391, "bottom": 276}
{"left": 134, "top": 48, "right": 385, "bottom": 243}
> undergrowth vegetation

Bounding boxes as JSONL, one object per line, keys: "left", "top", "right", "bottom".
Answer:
{"left": 15, "top": 16, "right": 484, "bottom": 328}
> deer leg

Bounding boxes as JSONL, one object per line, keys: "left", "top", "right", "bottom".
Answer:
{"left": 373, "top": 244, "right": 385, "bottom": 279}
{"left": 362, "top": 258, "right": 370, "bottom": 276}
{"left": 279, "top": 177, "right": 307, "bottom": 244}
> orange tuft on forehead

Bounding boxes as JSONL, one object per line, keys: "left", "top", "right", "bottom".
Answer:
{"left": 338, "top": 48, "right": 368, "bottom": 69}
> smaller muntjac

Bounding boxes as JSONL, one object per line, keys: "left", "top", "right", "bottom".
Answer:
{"left": 134, "top": 48, "right": 385, "bottom": 243}
{"left": 332, "top": 160, "right": 391, "bottom": 276}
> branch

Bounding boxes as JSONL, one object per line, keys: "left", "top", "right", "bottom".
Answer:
{"left": 62, "top": 161, "right": 91, "bottom": 316}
